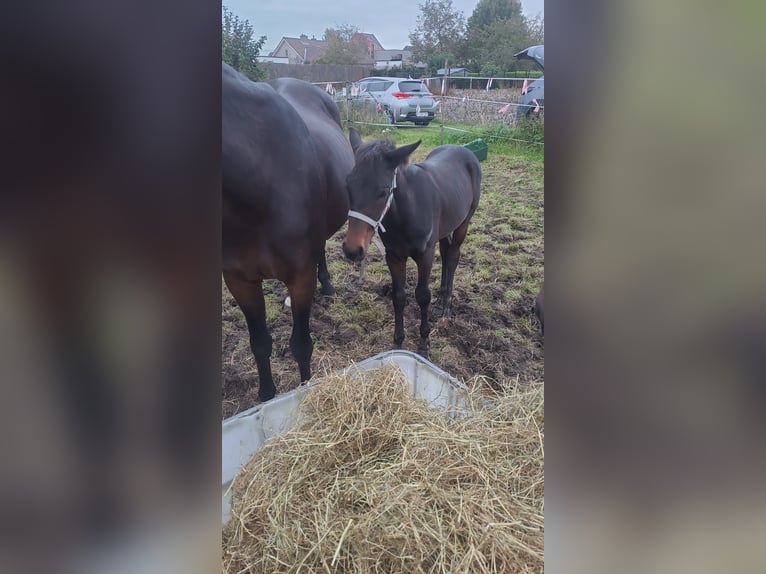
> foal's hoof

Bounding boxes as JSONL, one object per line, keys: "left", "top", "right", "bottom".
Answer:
{"left": 320, "top": 283, "right": 336, "bottom": 296}
{"left": 417, "top": 341, "right": 431, "bottom": 359}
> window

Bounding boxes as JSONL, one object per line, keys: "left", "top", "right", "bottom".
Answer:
{"left": 398, "top": 81, "right": 428, "bottom": 94}
{"left": 361, "top": 80, "right": 393, "bottom": 93}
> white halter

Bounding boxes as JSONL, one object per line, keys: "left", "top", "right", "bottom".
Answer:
{"left": 347, "top": 168, "right": 397, "bottom": 234}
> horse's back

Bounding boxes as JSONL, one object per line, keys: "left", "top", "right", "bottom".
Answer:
{"left": 222, "top": 65, "right": 317, "bottom": 208}
{"left": 269, "top": 78, "right": 352, "bottom": 236}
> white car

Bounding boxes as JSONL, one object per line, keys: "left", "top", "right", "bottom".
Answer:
{"left": 351, "top": 77, "right": 437, "bottom": 126}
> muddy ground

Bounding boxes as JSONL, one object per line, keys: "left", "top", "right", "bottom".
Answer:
{"left": 223, "top": 151, "right": 543, "bottom": 418}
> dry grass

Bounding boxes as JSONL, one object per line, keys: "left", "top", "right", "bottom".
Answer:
{"left": 223, "top": 365, "right": 544, "bottom": 574}
{"left": 438, "top": 88, "right": 526, "bottom": 128}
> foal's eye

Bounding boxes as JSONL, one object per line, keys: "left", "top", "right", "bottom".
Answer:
{"left": 378, "top": 187, "right": 389, "bottom": 197}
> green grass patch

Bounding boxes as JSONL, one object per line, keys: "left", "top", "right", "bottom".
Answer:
{"left": 338, "top": 114, "right": 544, "bottom": 161}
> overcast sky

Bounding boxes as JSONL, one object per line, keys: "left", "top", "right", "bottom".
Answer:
{"left": 223, "top": 0, "right": 544, "bottom": 54}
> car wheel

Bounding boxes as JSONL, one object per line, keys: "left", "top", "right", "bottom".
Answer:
{"left": 414, "top": 120, "right": 431, "bottom": 126}
{"left": 384, "top": 109, "right": 395, "bottom": 125}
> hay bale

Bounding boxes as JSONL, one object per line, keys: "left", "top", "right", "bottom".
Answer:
{"left": 223, "top": 365, "right": 544, "bottom": 573}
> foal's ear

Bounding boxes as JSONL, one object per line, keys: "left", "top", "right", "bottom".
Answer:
{"left": 385, "top": 139, "right": 422, "bottom": 167}
{"left": 349, "top": 127, "right": 363, "bottom": 153}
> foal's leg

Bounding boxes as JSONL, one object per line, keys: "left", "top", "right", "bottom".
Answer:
{"left": 441, "top": 222, "right": 470, "bottom": 318}
{"left": 317, "top": 245, "right": 335, "bottom": 296}
{"left": 386, "top": 252, "right": 408, "bottom": 348}
{"left": 286, "top": 267, "right": 316, "bottom": 383}
{"left": 414, "top": 249, "right": 435, "bottom": 357}
{"left": 223, "top": 271, "right": 275, "bottom": 402}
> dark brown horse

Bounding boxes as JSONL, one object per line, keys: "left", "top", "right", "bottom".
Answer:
{"left": 222, "top": 64, "right": 353, "bottom": 401}
{"left": 342, "top": 127, "right": 481, "bottom": 355}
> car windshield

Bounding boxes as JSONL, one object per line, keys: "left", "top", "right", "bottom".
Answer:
{"left": 398, "top": 81, "right": 429, "bottom": 94}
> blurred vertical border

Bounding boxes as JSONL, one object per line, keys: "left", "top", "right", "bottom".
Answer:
{"left": 546, "top": 0, "right": 766, "bottom": 572}
{"left": 0, "top": 1, "right": 221, "bottom": 572}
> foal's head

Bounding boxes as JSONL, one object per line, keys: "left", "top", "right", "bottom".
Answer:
{"left": 342, "top": 127, "right": 421, "bottom": 262}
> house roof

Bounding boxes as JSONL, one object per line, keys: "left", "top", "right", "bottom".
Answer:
{"left": 269, "top": 33, "right": 387, "bottom": 62}
{"left": 269, "top": 36, "right": 329, "bottom": 61}
{"left": 351, "top": 32, "right": 383, "bottom": 50}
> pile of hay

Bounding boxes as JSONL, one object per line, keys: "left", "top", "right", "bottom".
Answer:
{"left": 223, "top": 365, "right": 544, "bottom": 573}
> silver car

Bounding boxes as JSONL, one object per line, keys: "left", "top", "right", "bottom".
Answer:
{"left": 352, "top": 77, "right": 437, "bottom": 126}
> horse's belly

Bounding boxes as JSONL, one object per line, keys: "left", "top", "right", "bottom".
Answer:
{"left": 223, "top": 236, "right": 299, "bottom": 282}
{"left": 437, "top": 198, "right": 474, "bottom": 239}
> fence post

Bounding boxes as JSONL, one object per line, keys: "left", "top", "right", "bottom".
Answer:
{"left": 440, "top": 118, "right": 444, "bottom": 145}
{"left": 343, "top": 83, "right": 350, "bottom": 129}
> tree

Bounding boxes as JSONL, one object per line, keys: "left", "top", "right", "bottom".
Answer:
{"left": 408, "top": 0, "right": 467, "bottom": 67}
{"left": 467, "top": 0, "right": 522, "bottom": 30}
{"left": 464, "top": 0, "right": 543, "bottom": 73}
{"left": 316, "top": 24, "right": 368, "bottom": 65}
{"left": 526, "top": 14, "right": 545, "bottom": 45}
{"left": 427, "top": 52, "right": 457, "bottom": 72}
{"left": 222, "top": 6, "right": 266, "bottom": 80}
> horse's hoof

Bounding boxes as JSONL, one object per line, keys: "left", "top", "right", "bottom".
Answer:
{"left": 258, "top": 386, "right": 277, "bottom": 402}
{"left": 320, "top": 284, "right": 336, "bottom": 296}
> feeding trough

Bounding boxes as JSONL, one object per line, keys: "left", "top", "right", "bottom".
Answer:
{"left": 222, "top": 350, "right": 545, "bottom": 573}
{"left": 463, "top": 138, "right": 488, "bottom": 162}
{"left": 222, "top": 350, "right": 469, "bottom": 525}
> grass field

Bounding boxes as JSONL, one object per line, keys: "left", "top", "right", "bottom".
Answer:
{"left": 222, "top": 129, "right": 543, "bottom": 418}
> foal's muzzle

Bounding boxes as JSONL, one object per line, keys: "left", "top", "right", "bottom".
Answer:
{"left": 342, "top": 242, "right": 365, "bottom": 262}
{"left": 342, "top": 219, "right": 374, "bottom": 262}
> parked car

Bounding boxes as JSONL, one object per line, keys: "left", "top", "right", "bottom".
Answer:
{"left": 514, "top": 45, "right": 544, "bottom": 120}
{"left": 351, "top": 77, "right": 437, "bottom": 126}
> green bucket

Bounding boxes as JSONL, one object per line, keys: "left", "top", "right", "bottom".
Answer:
{"left": 463, "top": 138, "right": 488, "bottom": 162}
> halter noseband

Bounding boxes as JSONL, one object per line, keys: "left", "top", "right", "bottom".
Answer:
{"left": 347, "top": 168, "right": 397, "bottom": 234}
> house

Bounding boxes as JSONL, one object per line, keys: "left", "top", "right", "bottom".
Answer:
{"left": 351, "top": 33, "right": 384, "bottom": 61}
{"left": 269, "top": 34, "right": 328, "bottom": 64}
{"left": 436, "top": 67, "right": 471, "bottom": 77}
{"left": 269, "top": 32, "right": 385, "bottom": 65}
{"left": 374, "top": 49, "right": 414, "bottom": 69}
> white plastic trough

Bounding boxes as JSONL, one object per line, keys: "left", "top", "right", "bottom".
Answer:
{"left": 222, "top": 350, "right": 469, "bottom": 525}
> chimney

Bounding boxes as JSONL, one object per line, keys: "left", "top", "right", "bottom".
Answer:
{"left": 300, "top": 34, "right": 308, "bottom": 40}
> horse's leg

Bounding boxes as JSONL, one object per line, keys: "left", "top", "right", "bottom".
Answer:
{"left": 286, "top": 267, "right": 316, "bottom": 382}
{"left": 441, "top": 222, "right": 469, "bottom": 318}
{"left": 223, "top": 271, "right": 276, "bottom": 402}
{"left": 437, "top": 237, "right": 451, "bottom": 312}
{"left": 414, "top": 250, "right": 435, "bottom": 357}
{"left": 317, "top": 245, "right": 335, "bottom": 296}
{"left": 386, "top": 252, "right": 407, "bottom": 348}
